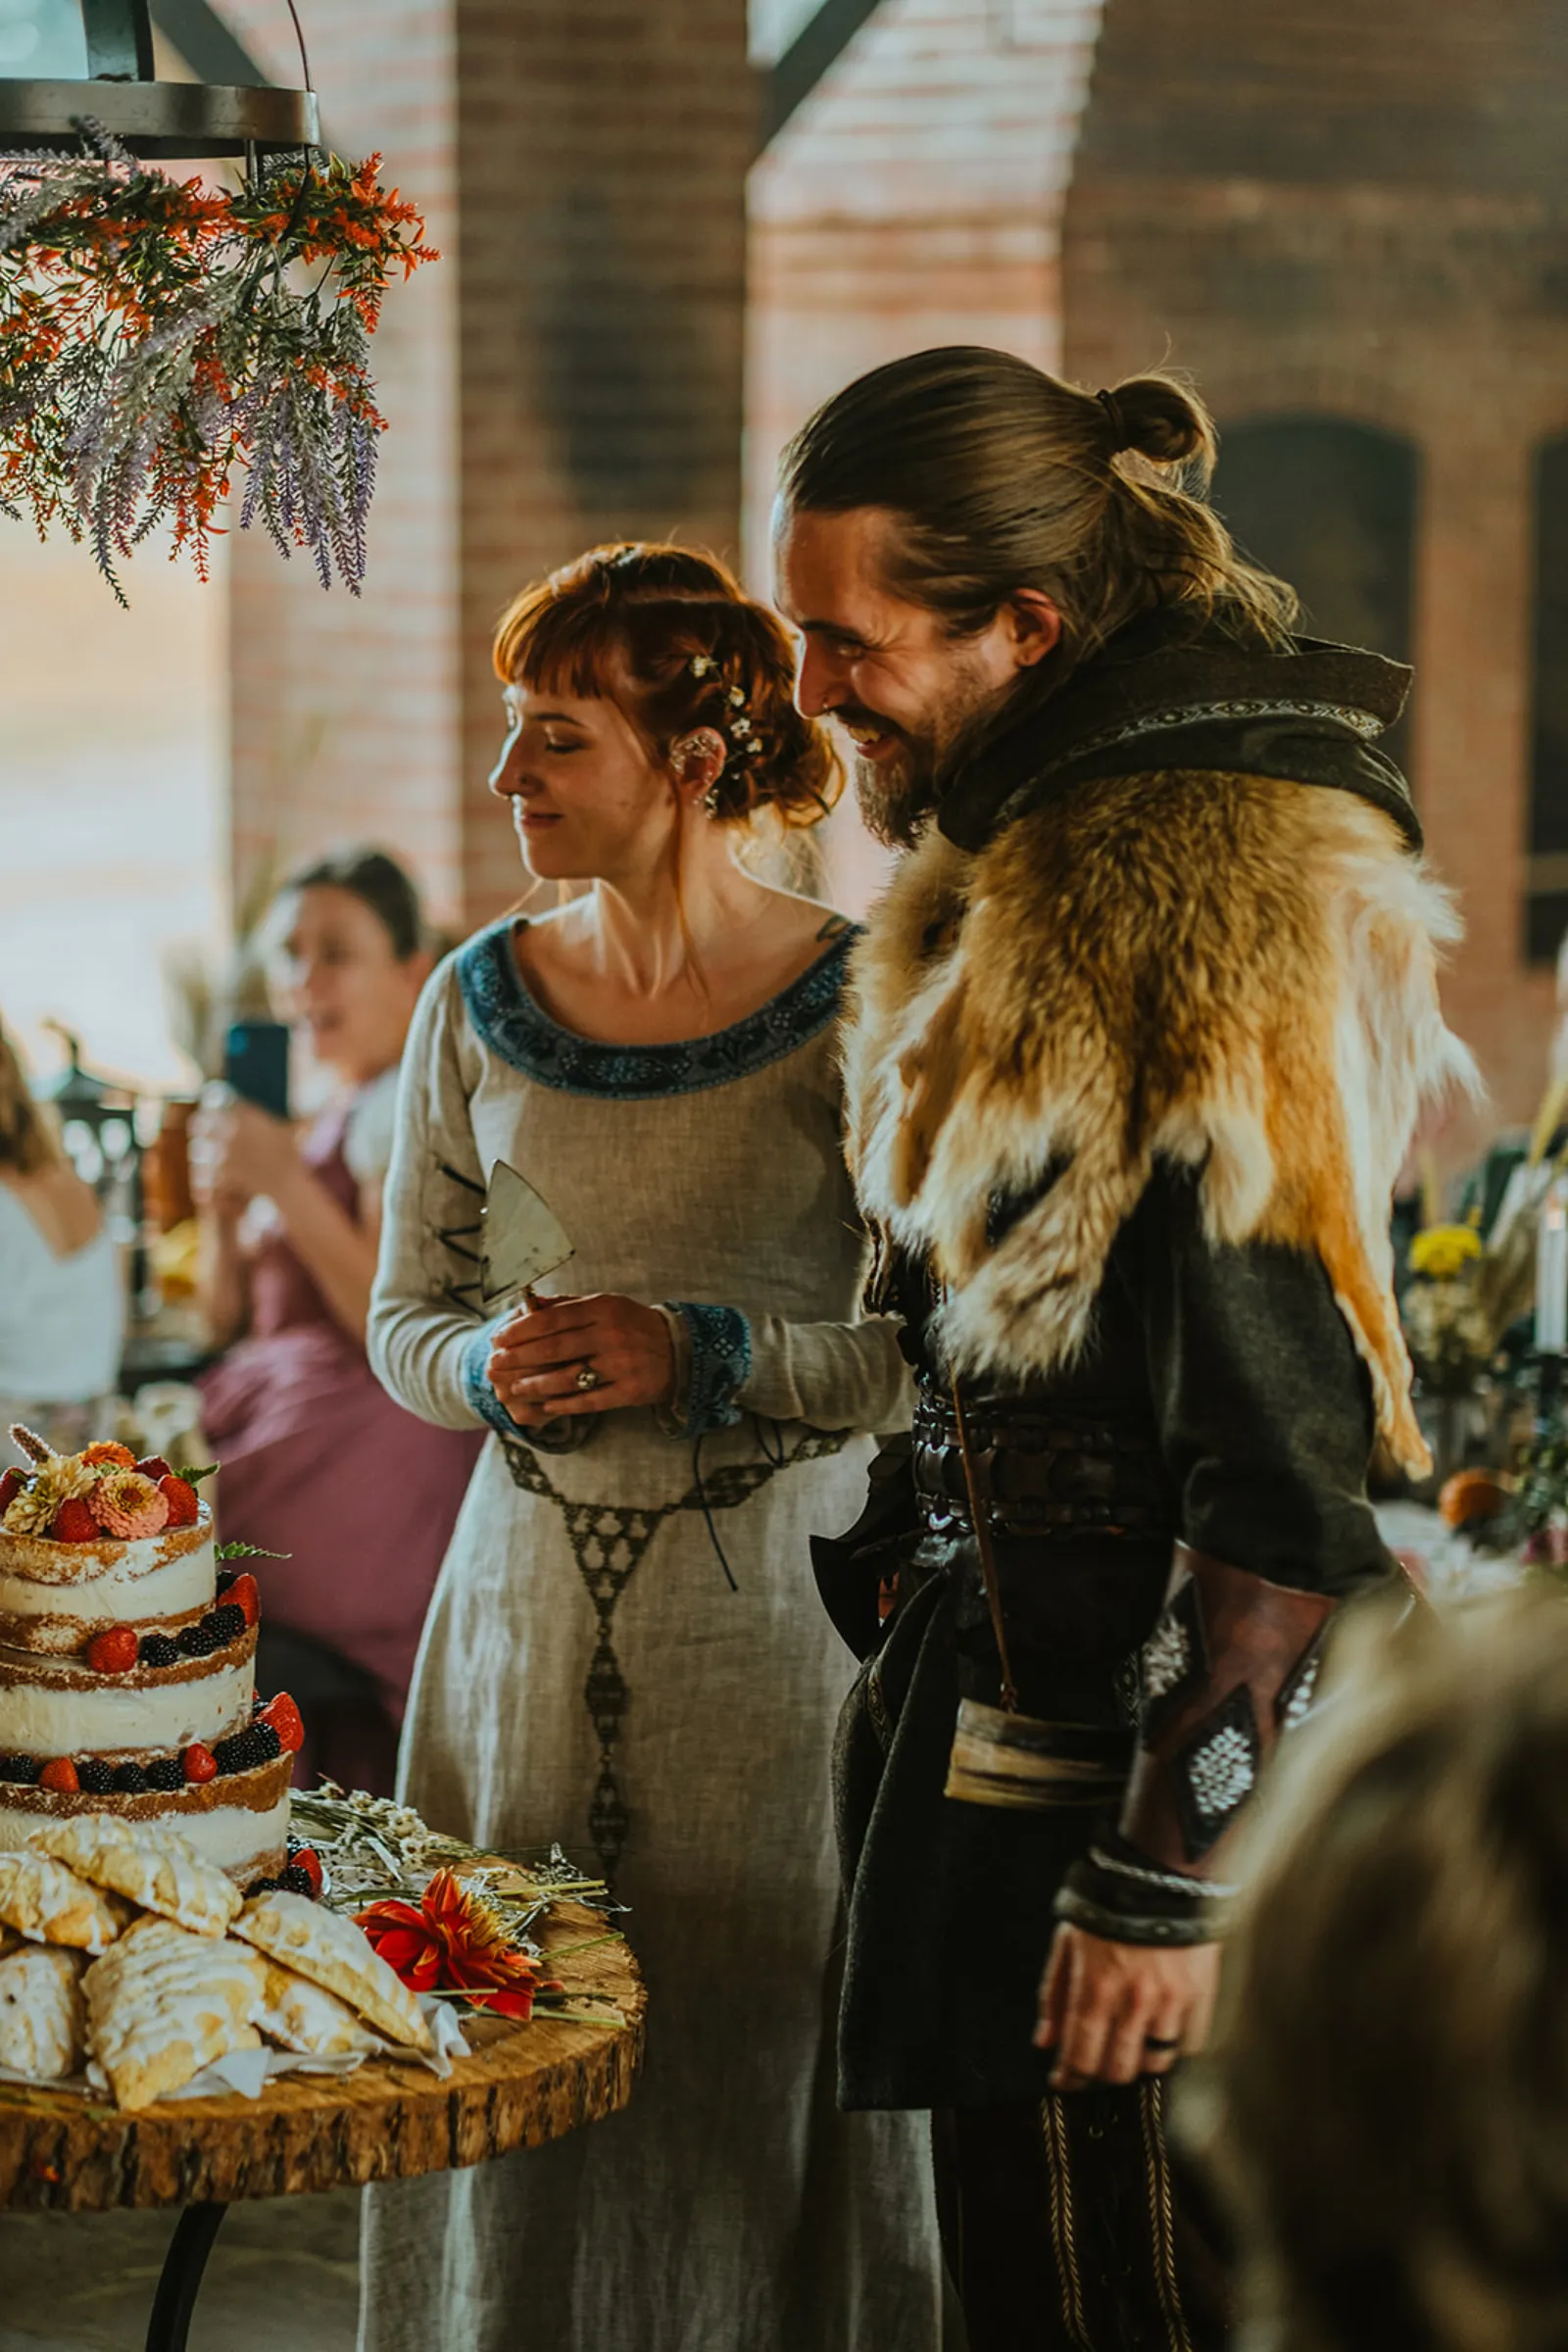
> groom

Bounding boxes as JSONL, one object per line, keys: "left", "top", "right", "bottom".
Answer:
{"left": 774, "top": 347, "right": 1468, "bottom": 2348}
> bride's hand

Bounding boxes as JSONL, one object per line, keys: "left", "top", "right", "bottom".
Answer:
{"left": 486, "top": 1294, "right": 676, "bottom": 1425}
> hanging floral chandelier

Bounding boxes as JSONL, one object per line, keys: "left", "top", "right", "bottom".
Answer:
{"left": 0, "top": 1, "right": 438, "bottom": 598}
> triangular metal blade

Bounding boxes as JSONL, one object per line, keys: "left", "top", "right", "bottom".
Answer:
{"left": 480, "top": 1160, "right": 574, "bottom": 1309}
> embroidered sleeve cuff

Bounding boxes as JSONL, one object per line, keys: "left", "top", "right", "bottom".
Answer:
{"left": 460, "top": 1316, "right": 592, "bottom": 1452}
{"left": 461, "top": 1315, "right": 519, "bottom": 1438}
{"left": 660, "top": 1303, "right": 752, "bottom": 1438}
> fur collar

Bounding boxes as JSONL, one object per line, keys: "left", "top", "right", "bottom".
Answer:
{"left": 845, "top": 767, "right": 1477, "bottom": 1475}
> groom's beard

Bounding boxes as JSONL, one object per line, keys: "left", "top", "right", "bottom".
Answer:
{"left": 852, "top": 736, "right": 935, "bottom": 851}
{"left": 847, "top": 657, "right": 1003, "bottom": 850}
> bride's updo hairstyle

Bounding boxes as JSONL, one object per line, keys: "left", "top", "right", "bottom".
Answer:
{"left": 777, "top": 346, "right": 1298, "bottom": 680}
{"left": 492, "top": 542, "right": 842, "bottom": 829}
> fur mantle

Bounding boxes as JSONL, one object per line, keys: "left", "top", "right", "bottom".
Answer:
{"left": 844, "top": 768, "right": 1478, "bottom": 1475}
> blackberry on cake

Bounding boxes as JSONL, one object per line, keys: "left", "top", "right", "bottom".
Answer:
{"left": 175, "top": 1616, "right": 227, "bottom": 1659}
{"left": 213, "top": 1722, "right": 282, "bottom": 1776}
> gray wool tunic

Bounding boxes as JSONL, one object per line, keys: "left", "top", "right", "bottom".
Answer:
{"left": 357, "top": 918, "right": 944, "bottom": 2352}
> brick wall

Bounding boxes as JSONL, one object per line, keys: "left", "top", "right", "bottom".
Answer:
{"left": 1062, "top": 0, "right": 1568, "bottom": 1138}
{"left": 222, "top": 0, "right": 754, "bottom": 932}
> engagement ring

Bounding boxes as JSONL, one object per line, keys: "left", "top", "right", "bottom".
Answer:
{"left": 575, "top": 1364, "right": 601, "bottom": 1393}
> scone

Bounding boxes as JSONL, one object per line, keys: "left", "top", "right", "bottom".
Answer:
{"left": 0, "top": 1849, "right": 123, "bottom": 1954}
{"left": 29, "top": 1816, "right": 241, "bottom": 1937}
{"left": 83, "top": 1915, "right": 266, "bottom": 2110}
{"left": 0, "top": 1943, "right": 85, "bottom": 2081}
{"left": 252, "top": 1960, "right": 381, "bottom": 2057}
{"left": 233, "top": 1890, "right": 431, "bottom": 2051}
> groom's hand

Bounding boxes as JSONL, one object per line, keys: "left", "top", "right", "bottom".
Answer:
{"left": 1035, "top": 1923, "right": 1220, "bottom": 2089}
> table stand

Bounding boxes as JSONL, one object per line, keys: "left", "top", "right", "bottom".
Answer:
{"left": 145, "top": 2204, "right": 226, "bottom": 2352}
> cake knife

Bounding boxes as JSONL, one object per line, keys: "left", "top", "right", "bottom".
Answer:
{"left": 479, "top": 1160, "right": 575, "bottom": 1312}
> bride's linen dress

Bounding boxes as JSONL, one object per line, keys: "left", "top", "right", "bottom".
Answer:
{"left": 357, "top": 918, "right": 945, "bottom": 2352}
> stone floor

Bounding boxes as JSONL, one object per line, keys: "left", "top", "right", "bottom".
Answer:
{"left": 0, "top": 2187, "right": 361, "bottom": 2351}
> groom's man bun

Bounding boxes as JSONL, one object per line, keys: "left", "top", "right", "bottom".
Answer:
{"left": 777, "top": 344, "right": 1297, "bottom": 662}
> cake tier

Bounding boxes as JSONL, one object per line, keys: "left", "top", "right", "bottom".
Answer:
{"left": 0, "top": 1749, "right": 291, "bottom": 1883}
{"left": 0, "top": 1511, "right": 215, "bottom": 1653}
{"left": 0, "top": 1622, "right": 256, "bottom": 1758}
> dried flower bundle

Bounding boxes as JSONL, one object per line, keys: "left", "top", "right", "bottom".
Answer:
{"left": 0, "top": 126, "right": 437, "bottom": 600}
{"left": 288, "top": 1785, "right": 625, "bottom": 2024}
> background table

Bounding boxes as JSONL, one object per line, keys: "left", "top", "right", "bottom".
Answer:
{"left": 0, "top": 1898, "right": 645, "bottom": 2348}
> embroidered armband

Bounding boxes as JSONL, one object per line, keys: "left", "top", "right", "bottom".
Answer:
{"left": 1119, "top": 1543, "right": 1333, "bottom": 1878}
{"left": 1055, "top": 1544, "right": 1333, "bottom": 1944}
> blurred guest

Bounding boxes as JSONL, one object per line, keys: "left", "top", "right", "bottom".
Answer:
{"left": 192, "top": 849, "right": 482, "bottom": 1792}
{"left": 1209, "top": 1593, "right": 1568, "bottom": 2352}
{"left": 0, "top": 1018, "right": 123, "bottom": 1466}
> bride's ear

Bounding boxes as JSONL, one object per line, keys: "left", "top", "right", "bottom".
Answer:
{"left": 668, "top": 727, "right": 728, "bottom": 803}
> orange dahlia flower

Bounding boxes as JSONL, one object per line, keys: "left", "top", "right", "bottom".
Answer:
{"left": 355, "top": 1869, "right": 551, "bottom": 2019}
{"left": 81, "top": 1441, "right": 135, "bottom": 1468}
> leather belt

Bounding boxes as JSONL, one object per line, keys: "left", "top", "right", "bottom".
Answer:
{"left": 912, "top": 1393, "right": 1177, "bottom": 1543}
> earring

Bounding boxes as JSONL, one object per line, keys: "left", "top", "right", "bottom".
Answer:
{"left": 703, "top": 782, "right": 724, "bottom": 818}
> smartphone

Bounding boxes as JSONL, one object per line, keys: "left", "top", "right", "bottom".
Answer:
{"left": 222, "top": 1020, "right": 290, "bottom": 1120}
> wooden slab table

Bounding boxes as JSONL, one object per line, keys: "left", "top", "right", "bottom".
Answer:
{"left": 0, "top": 1898, "right": 645, "bottom": 2350}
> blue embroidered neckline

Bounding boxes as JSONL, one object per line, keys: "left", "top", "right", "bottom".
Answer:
{"left": 457, "top": 919, "right": 858, "bottom": 1100}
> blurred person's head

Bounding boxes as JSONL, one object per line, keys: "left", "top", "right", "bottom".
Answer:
{"left": 1206, "top": 1593, "right": 1568, "bottom": 2352}
{"left": 0, "top": 1021, "right": 62, "bottom": 1176}
{"left": 489, "top": 542, "right": 841, "bottom": 892}
{"left": 264, "top": 849, "right": 433, "bottom": 1085}
{"left": 772, "top": 346, "right": 1297, "bottom": 846}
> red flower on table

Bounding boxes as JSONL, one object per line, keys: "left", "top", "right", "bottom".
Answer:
{"left": 355, "top": 1869, "right": 555, "bottom": 2020}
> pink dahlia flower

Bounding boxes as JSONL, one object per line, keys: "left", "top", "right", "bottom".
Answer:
{"left": 89, "top": 1469, "right": 170, "bottom": 1542}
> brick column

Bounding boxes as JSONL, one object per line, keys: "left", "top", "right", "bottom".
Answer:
{"left": 457, "top": 0, "right": 757, "bottom": 919}
{"left": 222, "top": 0, "right": 755, "bottom": 933}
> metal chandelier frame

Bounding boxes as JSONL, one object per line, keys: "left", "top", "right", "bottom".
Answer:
{"left": 0, "top": 0, "right": 318, "bottom": 157}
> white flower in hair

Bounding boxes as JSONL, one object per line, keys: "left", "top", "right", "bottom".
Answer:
{"left": 689, "top": 654, "right": 716, "bottom": 677}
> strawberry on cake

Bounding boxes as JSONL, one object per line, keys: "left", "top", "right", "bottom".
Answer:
{"left": 0, "top": 1428, "right": 300, "bottom": 1884}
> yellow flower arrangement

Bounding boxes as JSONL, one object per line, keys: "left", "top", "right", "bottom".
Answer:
{"left": 1408, "top": 1224, "right": 1484, "bottom": 1281}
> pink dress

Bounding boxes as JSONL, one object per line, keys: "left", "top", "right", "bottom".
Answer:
{"left": 199, "top": 1094, "right": 482, "bottom": 1743}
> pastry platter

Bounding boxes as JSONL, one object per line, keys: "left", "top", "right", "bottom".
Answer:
{"left": 0, "top": 1890, "right": 644, "bottom": 2213}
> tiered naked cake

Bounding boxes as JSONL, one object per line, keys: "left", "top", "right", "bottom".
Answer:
{"left": 0, "top": 1433, "right": 298, "bottom": 1883}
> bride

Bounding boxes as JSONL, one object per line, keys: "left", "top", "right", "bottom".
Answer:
{"left": 357, "top": 543, "right": 944, "bottom": 2352}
